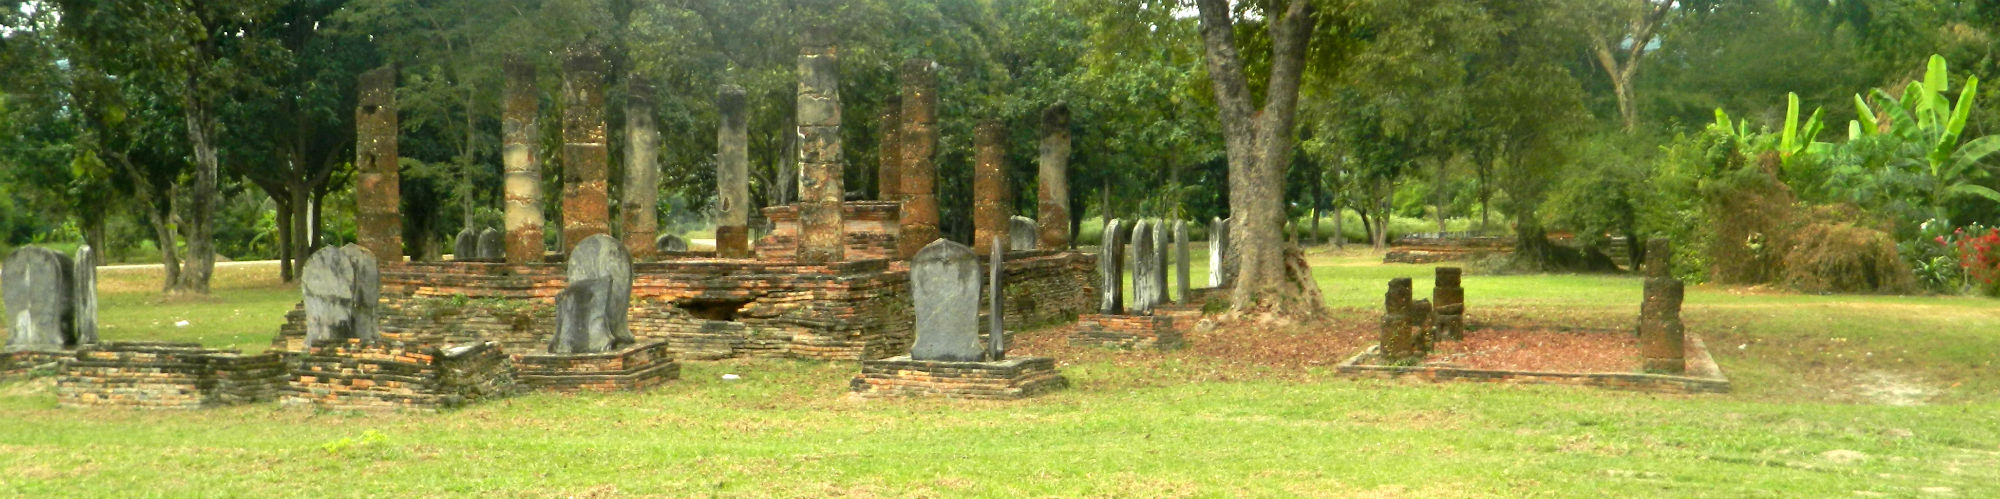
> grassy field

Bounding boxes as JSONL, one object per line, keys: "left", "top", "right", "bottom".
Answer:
{"left": 1, "top": 248, "right": 1997, "bottom": 498}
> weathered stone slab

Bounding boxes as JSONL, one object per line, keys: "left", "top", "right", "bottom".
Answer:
{"left": 72, "top": 245, "right": 96, "bottom": 345}
{"left": 1174, "top": 220, "right": 1190, "bottom": 303}
{"left": 301, "top": 245, "right": 380, "bottom": 346}
{"left": 3, "top": 246, "right": 75, "bottom": 351}
{"left": 1131, "top": 220, "right": 1159, "bottom": 314}
{"left": 910, "top": 239, "right": 981, "bottom": 362}
{"left": 1099, "top": 219, "right": 1127, "bottom": 314}
{"left": 477, "top": 228, "right": 503, "bottom": 259}
{"left": 988, "top": 238, "right": 1006, "bottom": 361}
{"left": 655, "top": 234, "right": 688, "bottom": 253}
{"left": 1009, "top": 216, "right": 1037, "bottom": 252}
{"left": 454, "top": 227, "right": 479, "bottom": 260}
{"left": 1209, "top": 217, "right": 1229, "bottom": 288}
{"left": 552, "top": 234, "right": 634, "bottom": 354}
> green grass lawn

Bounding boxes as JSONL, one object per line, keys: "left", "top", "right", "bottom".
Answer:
{"left": 2, "top": 249, "right": 1997, "bottom": 498}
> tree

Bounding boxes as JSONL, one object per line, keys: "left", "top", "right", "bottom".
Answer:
{"left": 1586, "top": 0, "right": 1676, "bottom": 133}
{"left": 1194, "top": 0, "right": 1324, "bottom": 316}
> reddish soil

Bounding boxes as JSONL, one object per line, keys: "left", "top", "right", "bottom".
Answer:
{"left": 1424, "top": 327, "right": 1638, "bottom": 372}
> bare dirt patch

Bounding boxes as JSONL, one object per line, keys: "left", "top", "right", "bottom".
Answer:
{"left": 1425, "top": 328, "right": 1638, "bottom": 372}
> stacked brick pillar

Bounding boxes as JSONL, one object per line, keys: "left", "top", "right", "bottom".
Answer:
{"left": 1380, "top": 278, "right": 1430, "bottom": 363}
{"left": 561, "top": 47, "right": 610, "bottom": 253}
{"left": 355, "top": 65, "right": 403, "bottom": 261}
{"left": 973, "top": 121, "right": 1009, "bottom": 255}
{"left": 1639, "top": 238, "right": 1687, "bottom": 374}
{"left": 1433, "top": 267, "right": 1465, "bottom": 341}
{"left": 794, "top": 28, "right": 845, "bottom": 264}
{"left": 1037, "top": 103, "right": 1071, "bottom": 250}
{"left": 897, "top": 59, "right": 941, "bottom": 258}
{"left": 715, "top": 85, "right": 751, "bottom": 258}
{"left": 502, "top": 57, "right": 544, "bottom": 264}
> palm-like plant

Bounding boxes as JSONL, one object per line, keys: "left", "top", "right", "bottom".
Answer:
{"left": 1851, "top": 55, "right": 2000, "bottom": 217}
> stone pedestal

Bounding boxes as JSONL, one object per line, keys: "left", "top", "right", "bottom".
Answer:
{"left": 851, "top": 356, "right": 1067, "bottom": 400}
{"left": 514, "top": 340, "right": 678, "bottom": 392}
{"left": 1068, "top": 314, "right": 1182, "bottom": 350}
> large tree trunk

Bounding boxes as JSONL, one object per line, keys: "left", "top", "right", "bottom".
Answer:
{"left": 179, "top": 82, "right": 218, "bottom": 295}
{"left": 1196, "top": 0, "right": 1324, "bottom": 318}
{"left": 1591, "top": 1, "right": 1675, "bottom": 133}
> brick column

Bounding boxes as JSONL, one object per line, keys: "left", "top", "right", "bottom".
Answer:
{"left": 897, "top": 59, "right": 940, "bottom": 259}
{"left": 715, "top": 85, "right": 751, "bottom": 258}
{"left": 561, "top": 46, "right": 610, "bottom": 253}
{"left": 1037, "top": 102, "right": 1071, "bottom": 250}
{"left": 973, "top": 120, "right": 1009, "bottom": 256}
{"left": 1639, "top": 238, "right": 1686, "bottom": 373}
{"left": 354, "top": 64, "right": 402, "bottom": 262}
{"left": 622, "top": 76, "right": 660, "bottom": 260}
{"left": 502, "top": 56, "right": 544, "bottom": 264}
{"left": 877, "top": 96, "right": 902, "bottom": 202}
{"left": 795, "top": 28, "right": 845, "bottom": 264}
{"left": 1381, "top": 278, "right": 1418, "bottom": 362}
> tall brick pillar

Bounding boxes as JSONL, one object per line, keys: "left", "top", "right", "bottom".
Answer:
{"left": 973, "top": 120, "right": 1009, "bottom": 256}
{"left": 897, "top": 59, "right": 940, "bottom": 259}
{"left": 1639, "top": 238, "right": 1687, "bottom": 373}
{"left": 795, "top": 27, "right": 845, "bottom": 264}
{"left": 623, "top": 76, "right": 660, "bottom": 260}
{"left": 561, "top": 46, "right": 610, "bottom": 253}
{"left": 355, "top": 64, "right": 403, "bottom": 262}
{"left": 502, "top": 56, "right": 544, "bottom": 264}
{"left": 716, "top": 85, "right": 751, "bottom": 259}
{"left": 1037, "top": 102, "right": 1071, "bottom": 250}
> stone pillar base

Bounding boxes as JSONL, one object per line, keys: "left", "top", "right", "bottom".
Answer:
{"left": 514, "top": 341, "right": 679, "bottom": 392}
{"left": 1069, "top": 314, "right": 1182, "bottom": 350}
{"left": 851, "top": 356, "right": 1067, "bottom": 400}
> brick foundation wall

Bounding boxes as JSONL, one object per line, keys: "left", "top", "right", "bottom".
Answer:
{"left": 272, "top": 252, "right": 1096, "bottom": 362}
{"left": 1069, "top": 314, "right": 1182, "bottom": 350}
{"left": 757, "top": 201, "right": 902, "bottom": 261}
{"left": 514, "top": 340, "right": 679, "bottom": 392}
{"left": 55, "top": 342, "right": 286, "bottom": 409}
{"left": 0, "top": 349, "right": 71, "bottom": 379}
{"left": 851, "top": 356, "right": 1067, "bottom": 400}
{"left": 282, "top": 340, "right": 515, "bottom": 412}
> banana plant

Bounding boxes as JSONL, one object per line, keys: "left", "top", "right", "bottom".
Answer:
{"left": 1850, "top": 55, "right": 2000, "bottom": 211}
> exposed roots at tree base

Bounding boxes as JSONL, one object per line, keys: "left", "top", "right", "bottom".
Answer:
{"left": 1223, "top": 244, "right": 1327, "bottom": 326}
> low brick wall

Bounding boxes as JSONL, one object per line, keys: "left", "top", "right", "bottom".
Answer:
{"left": 1383, "top": 249, "right": 1505, "bottom": 264}
{"left": 850, "top": 356, "right": 1067, "bottom": 400}
{"left": 1069, "top": 314, "right": 1182, "bottom": 350}
{"left": 272, "top": 251, "right": 1096, "bottom": 363}
{"left": 55, "top": 342, "right": 286, "bottom": 409}
{"left": 0, "top": 349, "right": 71, "bottom": 379}
{"left": 514, "top": 341, "right": 679, "bottom": 392}
{"left": 756, "top": 201, "right": 902, "bottom": 261}
{"left": 283, "top": 340, "right": 515, "bottom": 412}
{"left": 1335, "top": 336, "right": 1730, "bottom": 394}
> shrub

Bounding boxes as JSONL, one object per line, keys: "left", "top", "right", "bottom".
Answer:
{"left": 1954, "top": 225, "right": 2000, "bottom": 296}
{"left": 1781, "top": 221, "right": 1915, "bottom": 294}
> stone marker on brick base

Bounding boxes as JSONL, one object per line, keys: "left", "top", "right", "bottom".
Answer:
{"left": 853, "top": 239, "right": 1066, "bottom": 400}
{"left": 1098, "top": 219, "right": 1128, "bottom": 314}
{"left": 72, "top": 245, "right": 97, "bottom": 346}
{"left": 1130, "top": 220, "right": 1159, "bottom": 314}
{"left": 454, "top": 227, "right": 479, "bottom": 260}
{"left": 1009, "top": 216, "right": 1038, "bottom": 252}
{"left": 3, "top": 246, "right": 78, "bottom": 351}
{"left": 552, "top": 234, "right": 635, "bottom": 354}
{"left": 477, "top": 228, "right": 503, "bottom": 259}
{"left": 301, "top": 244, "right": 380, "bottom": 346}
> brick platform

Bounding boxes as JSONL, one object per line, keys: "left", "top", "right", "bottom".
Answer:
{"left": 850, "top": 356, "right": 1067, "bottom": 400}
{"left": 272, "top": 251, "right": 1096, "bottom": 362}
{"left": 1335, "top": 335, "right": 1730, "bottom": 394}
{"left": 55, "top": 342, "right": 286, "bottom": 409}
{"left": 283, "top": 340, "right": 516, "bottom": 412}
{"left": 1069, "top": 314, "right": 1182, "bottom": 350}
{"left": 0, "top": 349, "right": 72, "bottom": 379}
{"left": 756, "top": 201, "right": 902, "bottom": 261}
{"left": 514, "top": 340, "right": 679, "bottom": 392}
